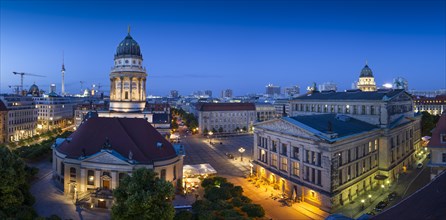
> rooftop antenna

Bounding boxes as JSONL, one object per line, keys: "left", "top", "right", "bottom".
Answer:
{"left": 365, "top": 59, "right": 368, "bottom": 66}
{"left": 128, "top": 25, "right": 130, "bottom": 34}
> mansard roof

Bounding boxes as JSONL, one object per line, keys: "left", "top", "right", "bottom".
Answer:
{"left": 293, "top": 89, "right": 407, "bottom": 101}
{"left": 282, "top": 114, "right": 379, "bottom": 142}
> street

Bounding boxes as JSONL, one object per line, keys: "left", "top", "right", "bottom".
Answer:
{"left": 181, "top": 134, "right": 327, "bottom": 220}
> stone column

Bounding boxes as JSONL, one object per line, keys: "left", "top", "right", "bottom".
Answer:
{"left": 136, "top": 77, "right": 140, "bottom": 101}
{"left": 129, "top": 77, "right": 133, "bottom": 101}
{"left": 111, "top": 171, "right": 117, "bottom": 189}
{"left": 95, "top": 170, "right": 101, "bottom": 188}
{"left": 143, "top": 78, "right": 147, "bottom": 100}
{"left": 110, "top": 78, "right": 114, "bottom": 100}
{"left": 80, "top": 169, "right": 86, "bottom": 192}
{"left": 120, "top": 77, "right": 124, "bottom": 101}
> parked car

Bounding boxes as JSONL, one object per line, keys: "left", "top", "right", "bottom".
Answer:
{"left": 366, "top": 211, "right": 376, "bottom": 216}
{"left": 375, "top": 201, "right": 388, "bottom": 212}
{"left": 388, "top": 192, "right": 397, "bottom": 201}
{"left": 417, "top": 163, "right": 423, "bottom": 169}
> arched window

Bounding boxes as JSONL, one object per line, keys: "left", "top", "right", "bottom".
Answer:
{"left": 173, "top": 166, "right": 177, "bottom": 180}
{"left": 70, "top": 167, "right": 76, "bottom": 181}
{"left": 87, "top": 170, "right": 94, "bottom": 185}
{"left": 160, "top": 169, "right": 166, "bottom": 181}
{"left": 119, "top": 173, "right": 127, "bottom": 184}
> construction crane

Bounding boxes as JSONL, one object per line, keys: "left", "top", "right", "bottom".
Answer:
{"left": 12, "top": 72, "right": 45, "bottom": 95}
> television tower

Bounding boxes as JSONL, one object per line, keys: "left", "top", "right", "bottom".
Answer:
{"left": 61, "top": 51, "right": 66, "bottom": 96}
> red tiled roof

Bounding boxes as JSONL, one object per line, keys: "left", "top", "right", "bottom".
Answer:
{"left": 57, "top": 117, "right": 177, "bottom": 163}
{"left": 197, "top": 103, "right": 255, "bottom": 111}
{"left": 428, "top": 112, "right": 446, "bottom": 148}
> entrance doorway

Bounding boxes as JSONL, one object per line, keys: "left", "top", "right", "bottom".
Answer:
{"left": 98, "top": 200, "right": 106, "bottom": 208}
{"left": 103, "top": 180, "right": 110, "bottom": 190}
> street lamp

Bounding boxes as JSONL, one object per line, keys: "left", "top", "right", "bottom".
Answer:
{"left": 249, "top": 162, "right": 254, "bottom": 176}
{"left": 208, "top": 131, "right": 213, "bottom": 144}
{"left": 361, "top": 199, "right": 365, "bottom": 210}
{"left": 368, "top": 194, "right": 372, "bottom": 203}
{"left": 239, "top": 147, "right": 245, "bottom": 161}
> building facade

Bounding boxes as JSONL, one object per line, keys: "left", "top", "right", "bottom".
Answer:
{"left": 253, "top": 89, "right": 421, "bottom": 212}
{"left": 197, "top": 103, "right": 256, "bottom": 134}
{"left": 356, "top": 64, "right": 377, "bottom": 92}
{"left": 255, "top": 103, "right": 277, "bottom": 122}
{"left": 34, "top": 95, "right": 80, "bottom": 131}
{"left": 0, "top": 95, "right": 37, "bottom": 143}
{"left": 427, "top": 112, "right": 446, "bottom": 180}
{"left": 221, "top": 89, "right": 233, "bottom": 98}
{"left": 413, "top": 95, "right": 446, "bottom": 115}
{"left": 266, "top": 84, "right": 281, "bottom": 96}
{"left": 52, "top": 117, "right": 183, "bottom": 209}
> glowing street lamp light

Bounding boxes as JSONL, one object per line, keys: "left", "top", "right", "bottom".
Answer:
{"left": 361, "top": 199, "right": 365, "bottom": 209}
{"left": 368, "top": 194, "right": 372, "bottom": 203}
{"left": 208, "top": 131, "right": 213, "bottom": 144}
{"left": 239, "top": 147, "right": 245, "bottom": 161}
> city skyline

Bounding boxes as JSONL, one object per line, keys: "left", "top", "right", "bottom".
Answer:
{"left": 1, "top": 0, "right": 445, "bottom": 96}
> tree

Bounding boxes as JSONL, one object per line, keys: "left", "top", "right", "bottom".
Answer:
{"left": 421, "top": 111, "right": 440, "bottom": 137}
{"left": 203, "top": 128, "right": 209, "bottom": 135}
{"left": 218, "top": 127, "right": 223, "bottom": 133}
{"left": 112, "top": 168, "right": 175, "bottom": 220}
{"left": 0, "top": 146, "right": 36, "bottom": 219}
{"left": 241, "top": 204, "right": 265, "bottom": 218}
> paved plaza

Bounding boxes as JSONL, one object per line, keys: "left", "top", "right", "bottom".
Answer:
{"left": 182, "top": 134, "right": 329, "bottom": 220}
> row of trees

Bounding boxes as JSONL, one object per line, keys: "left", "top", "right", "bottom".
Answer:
{"left": 176, "top": 176, "right": 265, "bottom": 220}
{"left": 172, "top": 108, "right": 198, "bottom": 129}
{"left": 421, "top": 111, "right": 441, "bottom": 137}
{"left": 203, "top": 126, "right": 248, "bottom": 135}
{"left": 13, "top": 131, "right": 73, "bottom": 160}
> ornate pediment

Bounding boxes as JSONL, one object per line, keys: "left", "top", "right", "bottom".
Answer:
{"left": 256, "top": 119, "right": 316, "bottom": 139}
{"left": 83, "top": 151, "right": 129, "bottom": 165}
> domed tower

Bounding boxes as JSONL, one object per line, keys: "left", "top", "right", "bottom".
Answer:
{"left": 28, "top": 83, "right": 40, "bottom": 97}
{"left": 357, "top": 62, "right": 376, "bottom": 92}
{"left": 109, "top": 27, "right": 147, "bottom": 112}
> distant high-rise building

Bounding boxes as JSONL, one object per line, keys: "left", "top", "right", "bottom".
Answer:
{"left": 170, "top": 90, "right": 179, "bottom": 98}
{"left": 393, "top": 77, "right": 408, "bottom": 91}
{"left": 50, "top": 84, "right": 56, "bottom": 93}
{"left": 284, "top": 85, "right": 300, "bottom": 97}
{"left": 265, "top": 84, "right": 281, "bottom": 96}
{"left": 221, "top": 89, "right": 233, "bottom": 98}
{"left": 204, "top": 90, "right": 213, "bottom": 97}
{"left": 319, "top": 82, "right": 337, "bottom": 92}
{"left": 357, "top": 62, "right": 377, "bottom": 92}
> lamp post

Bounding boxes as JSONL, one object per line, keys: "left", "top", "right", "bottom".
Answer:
{"left": 249, "top": 162, "right": 254, "bottom": 176}
{"left": 361, "top": 199, "right": 365, "bottom": 210}
{"left": 368, "top": 194, "right": 372, "bottom": 203}
{"left": 239, "top": 147, "right": 245, "bottom": 161}
{"left": 208, "top": 131, "right": 213, "bottom": 144}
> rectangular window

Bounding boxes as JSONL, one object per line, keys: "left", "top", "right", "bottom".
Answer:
{"left": 317, "top": 153, "right": 321, "bottom": 166}
{"left": 369, "top": 142, "right": 372, "bottom": 153}
{"left": 348, "top": 149, "right": 351, "bottom": 162}
{"left": 306, "top": 150, "right": 310, "bottom": 163}
{"left": 272, "top": 141, "right": 277, "bottom": 152}
{"left": 293, "top": 146, "right": 300, "bottom": 160}
{"left": 443, "top": 153, "right": 446, "bottom": 162}
{"left": 281, "top": 157, "right": 288, "bottom": 172}
{"left": 292, "top": 162, "right": 300, "bottom": 177}
{"left": 272, "top": 154, "right": 278, "bottom": 168}
{"left": 442, "top": 134, "right": 446, "bottom": 143}
{"left": 311, "top": 151, "right": 316, "bottom": 164}
{"left": 281, "top": 144, "right": 287, "bottom": 156}
{"left": 374, "top": 139, "right": 378, "bottom": 151}
{"left": 317, "top": 170, "right": 322, "bottom": 186}
{"left": 305, "top": 166, "right": 310, "bottom": 180}
{"left": 370, "top": 106, "right": 375, "bottom": 115}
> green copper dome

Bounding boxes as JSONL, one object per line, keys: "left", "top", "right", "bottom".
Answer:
{"left": 360, "top": 64, "right": 373, "bottom": 77}
{"left": 115, "top": 33, "right": 142, "bottom": 58}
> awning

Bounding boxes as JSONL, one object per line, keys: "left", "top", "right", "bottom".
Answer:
{"left": 183, "top": 164, "right": 217, "bottom": 177}
{"left": 374, "top": 174, "right": 388, "bottom": 180}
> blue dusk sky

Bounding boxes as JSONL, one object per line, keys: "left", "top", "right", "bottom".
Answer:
{"left": 1, "top": 0, "right": 445, "bottom": 96}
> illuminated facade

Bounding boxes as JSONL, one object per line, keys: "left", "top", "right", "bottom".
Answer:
{"left": 254, "top": 89, "right": 421, "bottom": 212}
{"left": 53, "top": 117, "right": 183, "bottom": 209}
{"left": 356, "top": 64, "right": 376, "bottom": 92}
{"left": 0, "top": 95, "right": 37, "bottom": 143}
